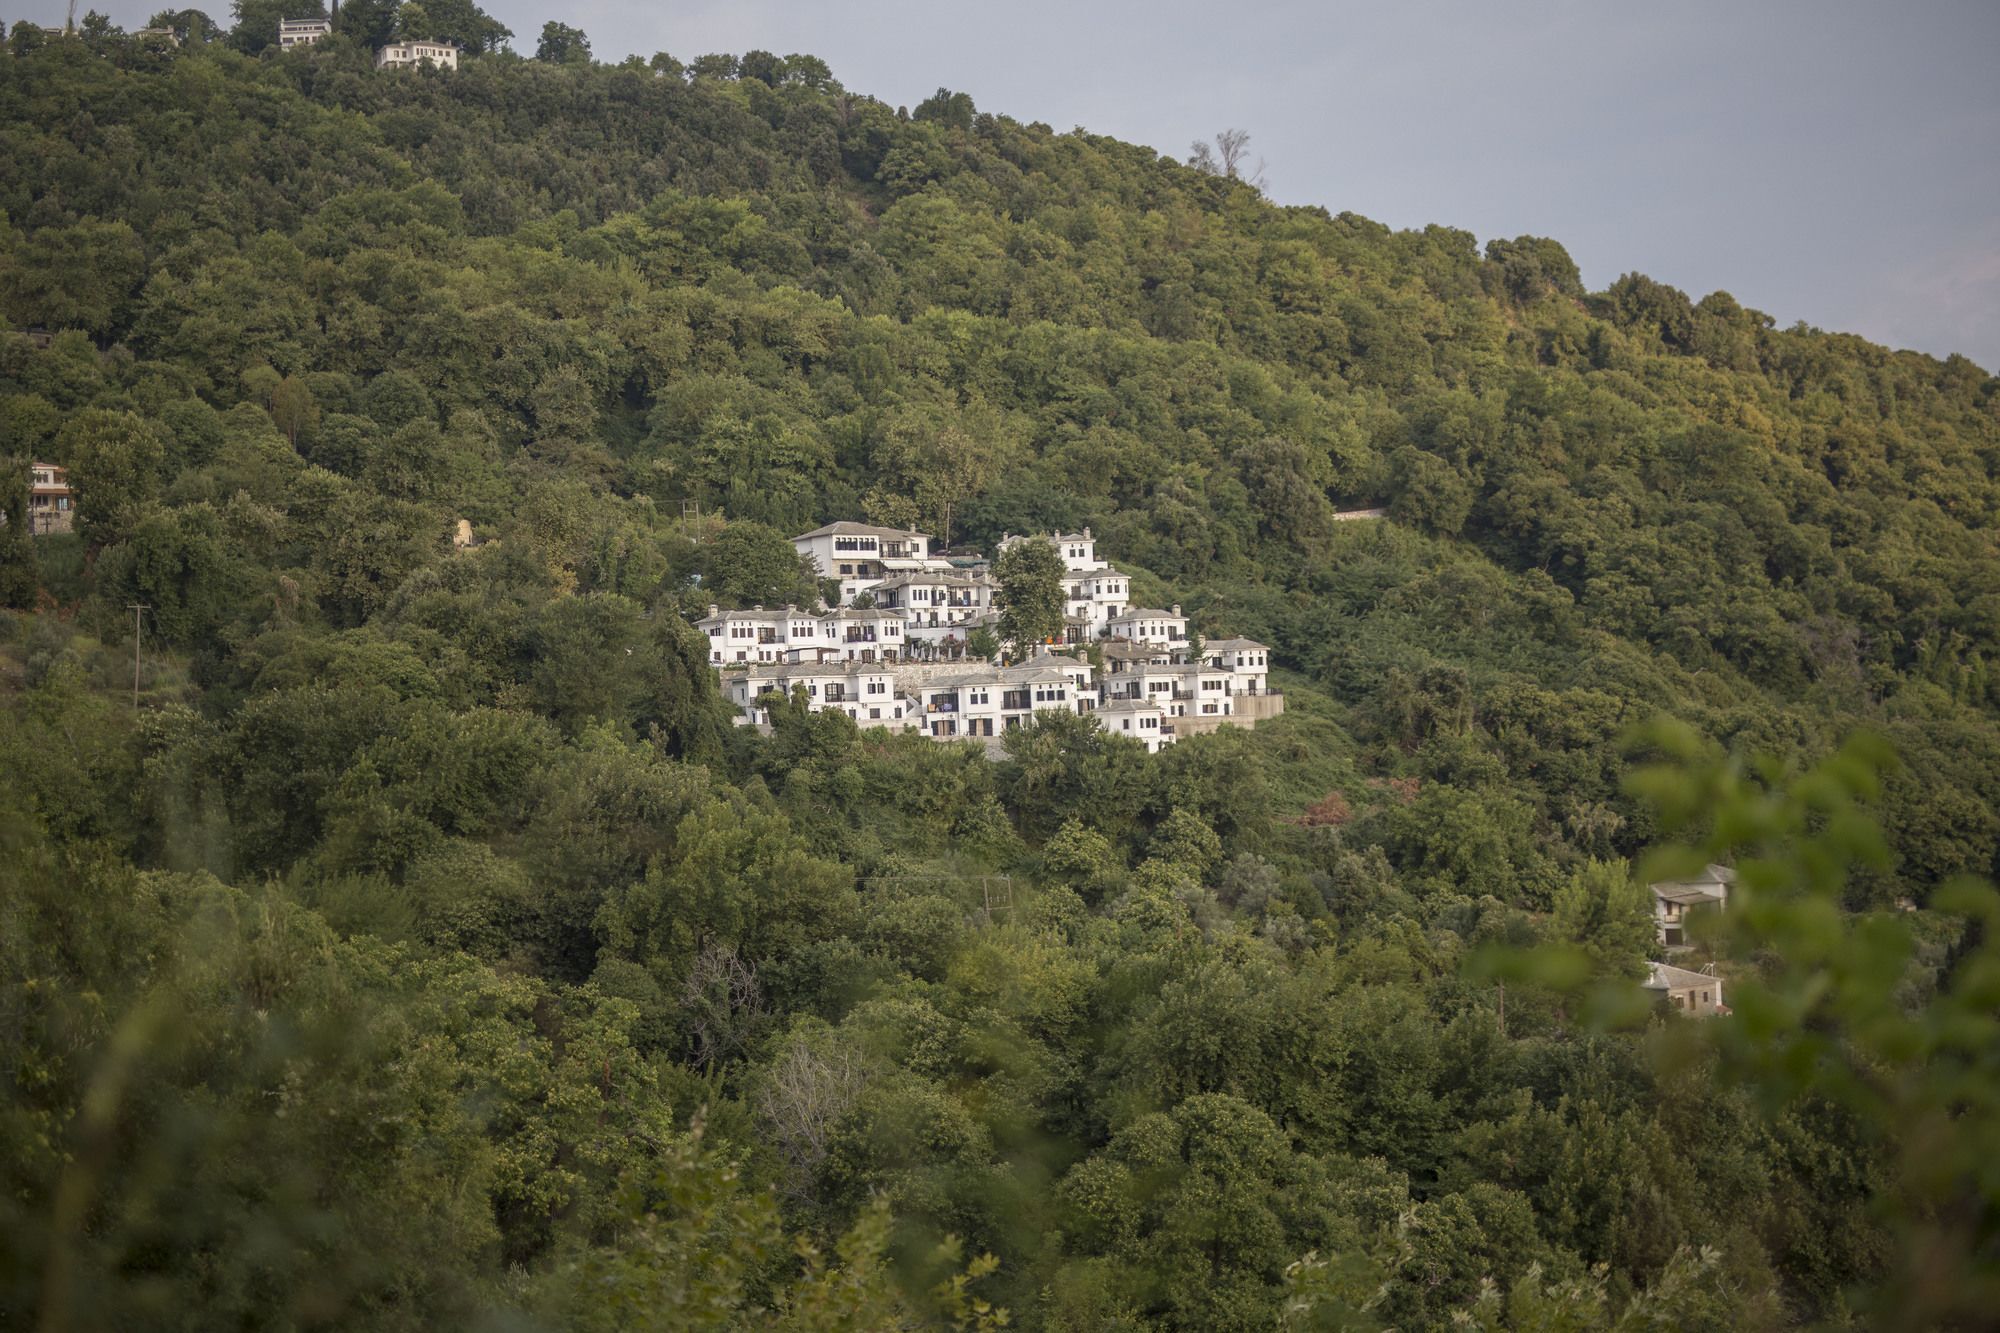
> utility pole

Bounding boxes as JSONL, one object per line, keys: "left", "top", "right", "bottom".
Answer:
{"left": 128, "top": 603, "right": 149, "bottom": 708}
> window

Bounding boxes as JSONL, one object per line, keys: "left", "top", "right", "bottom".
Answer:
{"left": 968, "top": 689, "right": 989, "bottom": 705}
{"left": 869, "top": 708, "right": 881, "bottom": 719}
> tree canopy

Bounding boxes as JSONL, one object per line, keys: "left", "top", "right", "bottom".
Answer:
{"left": 1, "top": 29, "right": 1997, "bottom": 1331}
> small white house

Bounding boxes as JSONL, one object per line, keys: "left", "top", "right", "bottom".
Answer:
{"left": 1097, "top": 698, "right": 1174, "bottom": 753}
{"left": 376, "top": 40, "right": 460, "bottom": 70}
{"left": 276, "top": 18, "right": 331, "bottom": 49}
{"left": 872, "top": 570, "right": 994, "bottom": 641}
{"left": 724, "top": 664, "right": 911, "bottom": 729}
{"left": 1651, "top": 864, "right": 1734, "bottom": 949}
{"left": 792, "top": 521, "right": 947, "bottom": 602}
{"left": 1103, "top": 605, "right": 1188, "bottom": 648}
{"left": 25, "top": 462, "right": 73, "bottom": 536}
{"left": 1204, "top": 638, "right": 1273, "bottom": 695}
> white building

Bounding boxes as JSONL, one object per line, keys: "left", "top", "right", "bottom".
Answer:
{"left": 26, "top": 462, "right": 73, "bottom": 536}
{"left": 276, "top": 18, "right": 331, "bottom": 49}
{"left": 1096, "top": 698, "right": 1174, "bottom": 753}
{"left": 870, "top": 570, "right": 995, "bottom": 644}
{"left": 1204, "top": 638, "right": 1273, "bottom": 696}
{"left": 723, "top": 663, "right": 912, "bottom": 729}
{"left": 1104, "top": 605, "right": 1188, "bottom": 648}
{"left": 376, "top": 40, "right": 459, "bottom": 70}
{"left": 1650, "top": 864, "right": 1733, "bottom": 950}
{"left": 913, "top": 658, "right": 1087, "bottom": 739}
{"left": 696, "top": 604, "right": 905, "bottom": 666}
{"left": 792, "top": 522, "right": 951, "bottom": 603}
{"left": 1643, "top": 961, "right": 1726, "bottom": 1016}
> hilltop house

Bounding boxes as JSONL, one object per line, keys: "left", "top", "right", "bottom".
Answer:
{"left": 1651, "top": 864, "right": 1734, "bottom": 949}
{"left": 1643, "top": 961, "right": 1726, "bottom": 1016}
{"left": 277, "top": 18, "right": 330, "bottom": 49}
{"left": 376, "top": 40, "right": 459, "bottom": 69}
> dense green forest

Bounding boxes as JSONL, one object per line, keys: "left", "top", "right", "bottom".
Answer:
{"left": 3, "top": 11, "right": 1998, "bottom": 1329}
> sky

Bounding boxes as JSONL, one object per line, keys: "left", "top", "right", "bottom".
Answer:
{"left": 87, "top": 0, "right": 2000, "bottom": 370}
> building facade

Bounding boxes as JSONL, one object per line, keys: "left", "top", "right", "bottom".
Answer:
{"left": 28, "top": 462, "right": 73, "bottom": 535}
{"left": 1651, "top": 864, "right": 1734, "bottom": 949}
{"left": 277, "top": 18, "right": 330, "bottom": 49}
{"left": 1644, "top": 961, "right": 1727, "bottom": 1016}
{"left": 376, "top": 40, "right": 460, "bottom": 70}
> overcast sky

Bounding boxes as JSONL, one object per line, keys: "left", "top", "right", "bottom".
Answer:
{"left": 88, "top": 0, "right": 2000, "bottom": 370}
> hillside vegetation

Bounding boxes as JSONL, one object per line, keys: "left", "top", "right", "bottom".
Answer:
{"left": 2, "top": 19, "right": 1998, "bottom": 1330}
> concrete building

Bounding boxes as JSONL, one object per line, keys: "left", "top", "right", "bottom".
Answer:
{"left": 27, "top": 462, "right": 73, "bottom": 535}
{"left": 375, "top": 40, "right": 459, "bottom": 70}
{"left": 1104, "top": 605, "right": 1188, "bottom": 648}
{"left": 1644, "top": 961, "right": 1727, "bottom": 1016}
{"left": 1651, "top": 864, "right": 1734, "bottom": 949}
{"left": 792, "top": 521, "right": 951, "bottom": 603}
{"left": 722, "top": 662, "right": 912, "bottom": 729}
{"left": 696, "top": 604, "right": 906, "bottom": 666}
{"left": 276, "top": 18, "right": 331, "bottom": 49}
{"left": 870, "top": 570, "right": 994, "bottom": 644}
{"left": 1096, "top": 698, "right": 1174, "bottom": 753}
{"left": 912, "top": 658, "right": 1086, "bottom": 739}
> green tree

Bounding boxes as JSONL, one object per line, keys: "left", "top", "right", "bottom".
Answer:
{"left": 57, "top": 410, "right": 166, "bottom": 549}
{"left": 701, "top": 521, "right": 820, "bottom": 609}
{"left": 993, "top": 535, "right": 1064, "bottom": 652}
{"left": 333, "top": 0, "right": 396, "bottom": 45}
{"left": 0, "top": 219, "right": 146, "bottom": 338}
{"left": 535, "top": 19, "right": 589, "bottom": 63}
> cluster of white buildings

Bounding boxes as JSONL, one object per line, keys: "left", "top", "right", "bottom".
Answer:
{"left": 696, "top": 522, "right": 1283, "bottom": 753}
{"left": 277, "top": 18, "right": 460, "bottom": 69}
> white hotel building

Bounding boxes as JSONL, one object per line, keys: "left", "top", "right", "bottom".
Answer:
{"left": 697, "top": 520, "right": 1284, "bottom": 751}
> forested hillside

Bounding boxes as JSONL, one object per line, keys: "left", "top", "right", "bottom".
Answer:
{"left": 3, "top": 17, "right": 1998, "bottom": 1330}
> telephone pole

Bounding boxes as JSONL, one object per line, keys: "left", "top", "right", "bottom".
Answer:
{"left": 128, "top": 603, "right": 149, "bottom": 707}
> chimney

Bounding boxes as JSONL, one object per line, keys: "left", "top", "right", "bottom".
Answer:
{"left": 1171, "top": 604, "right": 1181, "bottom": 616}
{"left": 753, "top": 604, "right": 763, "bottom": 612}
{"left": 708, "top": 604, "right": 720, "bottom": 618}
{"left": 1082, "top": 526, "right": 1091, "bottom": 540}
